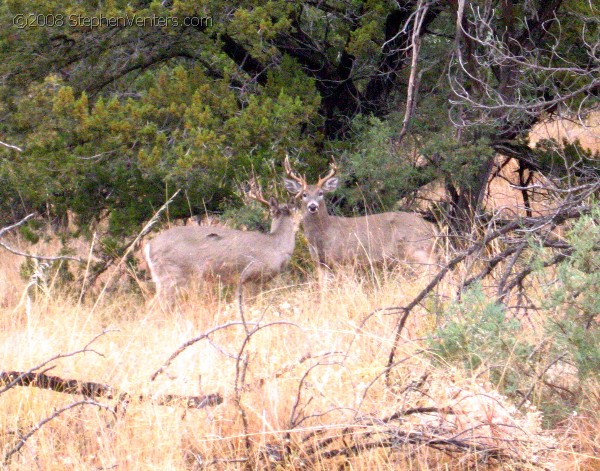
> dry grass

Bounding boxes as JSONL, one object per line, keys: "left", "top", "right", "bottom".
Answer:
{"left": 0, "top": 233, "right": 599, "bottom": 470}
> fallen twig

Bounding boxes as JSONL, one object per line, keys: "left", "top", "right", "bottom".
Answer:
{"left": 0, "top": 140, "right": 23, "bottom": 152}
{"left": 0, "top": 370, "right": 223, "bottom": 410}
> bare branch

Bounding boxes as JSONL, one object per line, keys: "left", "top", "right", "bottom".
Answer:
{"left": 0, "top": 213, "right": 36, "bottom": 238}
{"left": 0, "top": 370, "right": 223, "bottom": 410}
{"left": 150, "top": 321, "right": 256, "bottom": 381}
{"left": 397, "top": 0, "right": 429, "bottom": 143}
{"left": 0, "top": 213, "right": 83, "bottom": 263}
{"left": 0, "top": 140, "right": 23, "bottom": 152}
{"left": 0, "top": 241, "right": 83, "bottom": 263}
{"left": 3, "top": 400, "right": 113, "bottom": 464}
{"left": 0, "top": 329, "right": 113, "bottom": 396}
{"left": 88, "top": 189, "right": 181, "bottom": 304}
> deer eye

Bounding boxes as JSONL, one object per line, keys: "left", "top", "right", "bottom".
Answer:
{"left": 302, "top": 192, "right": 308, "bottom": 198}
{"left": 318, "top": 190, "right": 324, "bottom": 196}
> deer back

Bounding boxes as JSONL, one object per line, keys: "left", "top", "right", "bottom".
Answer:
{"left": 301, "top": 210, "right": 436, "bottom": 267}
{"left": 145, "top": 200, "right": 297, "bottom": 294}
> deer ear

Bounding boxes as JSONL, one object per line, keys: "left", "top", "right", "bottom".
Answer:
{"left": 284, "top": 179, "right": 302, "bottom": 195}
{"left": 322, "top": 177, "right": 339, "bottom": 192}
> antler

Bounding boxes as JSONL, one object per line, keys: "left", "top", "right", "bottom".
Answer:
{"left": 246, "top": 178, "right": 270, "bottom": 207}
{"left": 284, "top": 154, "right": 307, "bottom": 197}
{"left": 316, "top": 161, "right": 338, "bottom": 188}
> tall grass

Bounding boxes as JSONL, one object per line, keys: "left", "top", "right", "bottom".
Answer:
{"left": 1, "top": 233, "right": 598, "bottom": 470}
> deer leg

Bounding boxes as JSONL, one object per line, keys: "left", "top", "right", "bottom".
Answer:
{"left": 148, "top": 277, "right": 179, "bottom": 312}
{"left": 148, "top": 264, "right": 189, "bottom": 311}
{"left": 237, "top": 262, "right": 260, "bottom": 303}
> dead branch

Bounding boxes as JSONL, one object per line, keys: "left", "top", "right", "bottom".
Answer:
{"left": 150, "top": 320, "right": 255, "bottom": 381}
{"left": 0, "top": 370, "right": 223, "bottom": 410}
{"left": 273, "top": 351, "right": 343, "bottom": 380}
{"left": 305, "top": 420, "right": 552, "bottom": 469}
{"left": 188, "top": 455, "right": 249, "bottom": 468}
{"left": 0, "top": 213, "right": 82, "bottom": 263}
{"left": 2, "top": 330, "right": 221, "bottom": 414}
{"left": 516, "top": 353, "right": 568, "bottom": 409}
{"left": 288, "top": 357, "right": 345, "bottom": 430}
{"left": 383, "top": 406, "right": 452, "bottom": 422}
{"left": 386, "top": 202, "right": 597, "bottom": 378}
{"left": 150, "top": 317, "right": 300, "bottom": 382}
{"left": 397, "top": 0, "right": 429, "bottom": 143}
{"left": 286, "top": 365, "right": 557, "bottom": 469}
{"left": 233, "top": 286, "right": 258, "bottom": 452}
{"left": 293, "top": 422, "right": 552, "bottom": 469}
{"left": 0, "top": 329, "right": 110, "bottom": 396}
{"left": 499, "top": 250, "right": 573, "bottom": 301}
{"left": 0, "top": 213, "right": 35, "bottom": 238}
{"left": 385, "top": 230, "right": 492, "bottom": 376}
{"left": 3, "top": 399, "right": 113, "bottom": 465}
{"left": 461, "top": 243, "right": 523, "bottom": 290}
{"left": 0, "top": 140, "right": 23, "bottom": 152}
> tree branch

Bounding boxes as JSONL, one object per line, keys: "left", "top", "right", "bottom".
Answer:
{"left": 0, "top": 140, "right": 23, "bottom": 152}
{"left": 0, "top": 371, "right": 223, "bottom": 409}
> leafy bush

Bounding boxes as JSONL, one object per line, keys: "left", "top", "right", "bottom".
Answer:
{"left": 0, "top": 60, "right": 322, "bottom": 238}
{"left": 428, "top": 284, "right": 533, "bottom": 396}
{"left": 543, "top": 206, "right": 600, "bottom": 380}
{"left": 341, "top": 115, "right": 437, "bottom": 213}
{"left": 430, "top": 206, "right": 600, "bottom": 426}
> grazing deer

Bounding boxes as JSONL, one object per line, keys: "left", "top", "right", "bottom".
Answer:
{"left": 283, "top": 156, "right": 438, "bottom": 275}
{"left": 144, "top": 181, "right": 297, "bottom": 302}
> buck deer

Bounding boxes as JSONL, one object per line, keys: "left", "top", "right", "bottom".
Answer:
{"left": 144, "top": 181, "right": 298, "bottom": 302}
{"left": 283, "top": 156, "right": 438, "bottom": 275}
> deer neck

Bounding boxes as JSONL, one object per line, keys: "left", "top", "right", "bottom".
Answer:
{"left": 269, "top": 216, "right": 296, "bottom": 253}
{"left": 301, "top": 203, "right": 331, "bottom": 239}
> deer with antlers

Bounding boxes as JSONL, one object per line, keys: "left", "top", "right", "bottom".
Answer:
{"left": 144, "top": 180, "right": 298, "bottom": 301}
{"left": 283, "top": 156, "right": 438, "bottom": 275}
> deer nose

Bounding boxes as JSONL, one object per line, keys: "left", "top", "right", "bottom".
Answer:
{"left": 307, "top": 202, "right": 319, "bottom": 213}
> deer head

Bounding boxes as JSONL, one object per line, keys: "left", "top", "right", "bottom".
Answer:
{"left": 283, "top": 154, "right": 338, "bottom": 215}
{"left": 246, "top": 177, "right": 295, "bottom": 230}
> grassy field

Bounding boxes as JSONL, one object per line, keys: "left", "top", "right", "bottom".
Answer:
{"left": 1, "top": 230, "right": 599, "bottom": 471}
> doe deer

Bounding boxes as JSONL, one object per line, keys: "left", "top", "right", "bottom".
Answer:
{"left": 144, "top": 181, "right": 297, "bottom": 302}
{"left": 283, "top": 156, "right": 438, "bottom": 276}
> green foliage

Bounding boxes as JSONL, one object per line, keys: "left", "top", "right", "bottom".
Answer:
{"left": 0, "top": 59, "right": 321, "bottom": 246}
{"left": 429, "top": 284, "right": 532, "bottom": 395}
{"left": 228, "top": 2, "right": 293, "bottom": 59}
{"left": 341, "top": 115, "right": 436, "bottom": 212}
{"left": 18, "top": 220, "right": 42, "bottom": 244}
{"left": 431, "top": 207, "right": 600, "bottom": 423}
{"left": 0, "top": 0, "right": 597, "bottom": 268}
{"left": 543, "top": 206, "right": 600, "bottom": 380}
{"left": 418, "top": 131, "right": 494, "bottom": 192}
{"left": 338, "top": 111, "right": 494, "bottom": 215}
{"left": 221, "top": 203, "right": 270, "bottom": 232}
{"left": 409, "top": 93, "right": 496, "bottom": 192}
